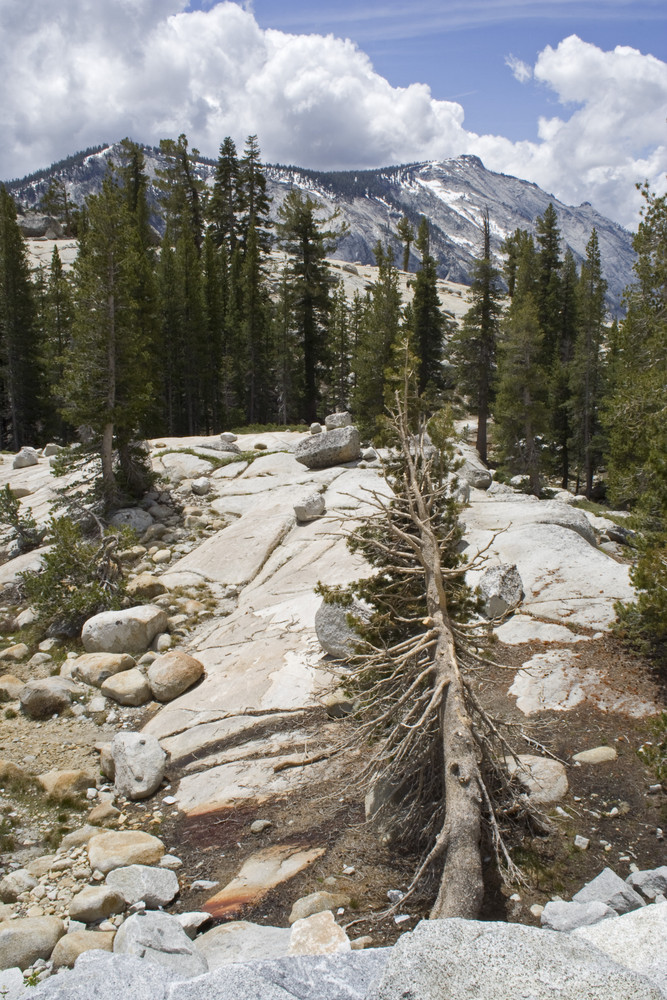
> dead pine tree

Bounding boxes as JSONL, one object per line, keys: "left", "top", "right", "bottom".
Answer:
{"left": 322, "top": 396, "right": 541, "bottom": 920}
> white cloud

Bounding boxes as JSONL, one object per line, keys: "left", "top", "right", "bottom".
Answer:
{"left": 505, "top": 54, "right": 532, "bottom": 83}
{"left": 0, "top": 2, "right": 665, "bottom": 229}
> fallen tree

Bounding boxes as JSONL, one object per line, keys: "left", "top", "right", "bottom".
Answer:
{"left": 322, "top": 398, "right": 543, "bottom": 918}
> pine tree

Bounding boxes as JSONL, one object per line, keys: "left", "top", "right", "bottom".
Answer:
{"left": 276, "top": 189, "right": 339, "bottom": 422}
{"left": 328, "top": 281, "right": 352, "bottom": 412}
{"left": 352, "top": 243, "right": 402, "bottom": 437}
{"left": 0, "top": 187, "right": 42, "bottom": 449}
{"left": 238, "top": 135, "right": 272, "bottom": 252}
{"left": 449, "top": 210, "right": 502, "bottom": 463}
{"left": 209, "top": 136, "right": 241, "bottom": 253}
{"left": 397, "top": 215, "right": 415, "bottom": 272}
{"left": 41, "top": 245, "right": 74, "bottom": 440}
{"left": 61, "top": 175, "right": 154, "bottom": 508}
{"left": 605, "top": 186, "right": 667, "bottom": 665}
{"left": 569, "top": 229, "right": 607, "bottom": 497}
{"left": 494, "top": 236, "right": 548, "bottom": 494}
{"left": 410, "top": 218, "right": 449, "bottom": 397}
{"left": 549, "top": 248, "right": 578, "bottom": 488}
{"left": 535, "top": 203, "right": 562, "bottom": 366}
{"left": 157, "top": 135, "right": 207, "bottom": 433}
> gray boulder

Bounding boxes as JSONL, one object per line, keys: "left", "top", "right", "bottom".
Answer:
{"left": 0, "top": 869, "right": 38, "bottom": 903}
{"left": 573, "top": 867, "right": 645, "bottom": 915}
{"left": 194, "top": 921, "right": 291, "bottom": 970}
{"left": 147, "top": 650, "right": 204, "bottom": 703}
{"left": 314, "top": 599, "right": 369, "bottom": 659}
{"left": 540, "top": 899, "right": 615, "bottom": 931}
{"left": 294, "top": 426, "right": 361, "bottom": 470}
{"left": 113, "top": 911, "right": 207, "bottom": 977}
{"left": 626, "top": 867, "right": 667, "bottom": 902}
{"left": 191, "top": 478, "right": 211, "bottom": 497}
{"left": 573, "top": 902, "right": 667, "bottom": 997}
{"left": 106, "top": 865, "right": 179, "bottom": 908}
{"left": 372, "top": 917, "right": 664, "bottom": 1000}
{"left": 68, "top": 885, "right": 126, "bottom": 924}
{"left": 324, "top": 412, "right": 352, "bottom": 430}
{"left": 309, "top": 423, "right": 322, "bottom": 435}
{"left": 101, "top": 668, "right": 152, "bottom": 706}
{"left": 478, "top": 562, "right": 524, "bottom": 617}
{"left": 0, "top": 916, "right": 65, "bottom": 971}
{"left": 82, "top": 605, "right": 168, "bottom": 656}
{"left": 112, "top": 732, "right": 167, "bottom": 800}
{"left": 25, "top": 951, "right": 181, "bottom": 999}
{"left": 460, "top": 459, "right": 492, "bottom": 490}
{"left": 19, "top": 677, "right": 82, "bottom": 719}
{"left": 0, "top": 967, "right": 25, "bottom": 1000}
{"left": 12, "top": 447, "right": 39, "bottom": 469}
{"left": 294, "top": 494, "right": 326, "bottom": 523}
{"left": 503, "top": 755, "right": 568, "bottom": 804}
{"left": 71, "top": 652, "right": 136, "bottom": 688}
{"left": 108, "top": 509, "right": 153, "bottom": 534}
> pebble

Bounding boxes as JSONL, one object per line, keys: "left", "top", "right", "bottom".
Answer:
{"left": 250, "top": 819, "right": 272, "bottom": 834}
{"left": 574, "top": 835, "right": 590, "bottom": 850}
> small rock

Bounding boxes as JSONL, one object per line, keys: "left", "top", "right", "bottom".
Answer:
{"left": 294, "top": 494, "right": 326, "bottom": 523}
{"left": 0, "top": 916, "right": 65, "bottom": 970}
{"left": 572, "top": 746, "right": 618, "bottom": 764}
{"left": 478, "top": 563, "right": 523, "bottom": 618}
{"left": 503, "top": 755, "right": 569, "bottom": 805}
{"left": 112, "top": 732, "right": 167, "bottom": 800}
{"left": 12, "top": 447, "right": 39, "bottom": 469}
{"left": 0, "top": 869, "right": 38, "bottom": 903}
{"left": 191, "top": 478, "right": 211, "bottom": 496}
{"left": 101, "top": 669, "right": 152, "bottom": 706}
{"left": 37, "top": 769, "right": 96, "bottom": 800}
{"left": 72, "top": 652, "right": 136, "bottom": 688}
{"left": 625, "top": 867, "right": 667, "bottom": 901}
{"left": 288, "top": 890, "right": 351, "bottom": 925}
{"left": 68, "top": 884, "right": 126, "bottom": 923}
{"left": 0, "top": 674, "right": 25, "bottom": 700}
{"left": 87, "top": 830, "right": 166, "bottom": 876}
{"left": 113, "top": 911, "right": 207, "bottom": 976}
{"left": 250, "top": 820, "right": 272, "bottom": 834}
{"left": 574, "top": 835, "right": 590, "bottom": 850}
{"left": 294, "top": 425, "right": 361, "bottom": 470}
{"left": 82, "top": 605, "right": 168, "bottom": 656}
{"left": 109, "top": 509, "right": 153, "bottom": 533}
{"left": 324, "top": 412, "right": 352, "bottom": 430}
{"left": 51, "top": 930, "right": 115, "bottom": 968}
{"left": 288, "top": 910, "right": 351, "bottom": 956}
{"left": 541, "top": 899, "right": 616, "bottom": 932}
{"left": 106, "top": 865, "right": 179, "bottom": 908}
{"left": 573, "top": 866, "right": 645, "bottom": 914}
{"left": 159, "top": 855, "right": 183, "bottom": 870}
{"left": 191, "top": 879, "right": 219, "bottom": 892}
{"left": 126, "top": 574, "right": 169, "bottom": 600}
{"left": 0, "top": 643, "right": 30, "bottom": 663}
{"left": 176, "top": 911, "right": 211, "bottom": 939}
{"left": 309, "top": 423, "right": 322, "bottom": 435}
{"left": 147, "top": 650, "right": 204, "bottom": 702}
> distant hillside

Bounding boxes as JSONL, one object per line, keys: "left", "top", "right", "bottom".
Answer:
{"left": 5, "top": 143, "right": 635, "bottom": 312}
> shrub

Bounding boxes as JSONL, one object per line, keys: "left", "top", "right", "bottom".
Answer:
{"left": 0, "top": 485, "right": 42, "bottom": 552}
{"left": 20, "top": 517, "right": 126, "bottom": 637}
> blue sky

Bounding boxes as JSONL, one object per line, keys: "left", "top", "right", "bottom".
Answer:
{"left": 228, "top": 0, "right": 667, "bottom": 141}
{"left": 1, "top": 0, "right": 665, "bottom": 227}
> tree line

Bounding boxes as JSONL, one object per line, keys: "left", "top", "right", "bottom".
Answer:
{"left": 0, "top": 135, "right": 663, "bottom": 508}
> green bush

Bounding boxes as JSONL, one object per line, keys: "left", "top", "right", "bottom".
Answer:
{"left": 0, "top": 485, "right": 42, "bottom": 552}
{"left": 20, "top": 517, "right": 126, "bottom": 637}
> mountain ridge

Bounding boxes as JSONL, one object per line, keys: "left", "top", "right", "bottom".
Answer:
{"left": 5, "top": 142, "right": 634, "bottom": 311}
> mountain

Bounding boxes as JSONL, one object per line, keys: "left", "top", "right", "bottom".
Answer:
{"left": 5, "top": 143, "right": 635, "bottom": 312}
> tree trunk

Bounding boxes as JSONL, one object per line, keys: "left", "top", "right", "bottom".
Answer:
{"left": 402, "top": 422, "right": 485, "bottom": 919}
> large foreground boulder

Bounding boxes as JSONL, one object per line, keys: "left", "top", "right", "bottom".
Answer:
{"left": 372, "top": 917, "right": 664, "bottom": 1000}
{"left": 294, "top": 426, "right": 361, "bottom": 470}
{"left": 81, "top": 606, "right": 168, "bottom": 656}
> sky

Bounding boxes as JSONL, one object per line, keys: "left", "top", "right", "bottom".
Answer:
{"left": 1, "top": 0, "right": 665, "bottom": 229}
